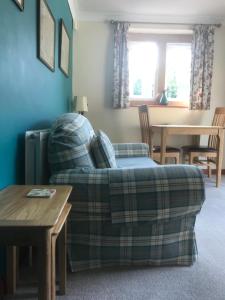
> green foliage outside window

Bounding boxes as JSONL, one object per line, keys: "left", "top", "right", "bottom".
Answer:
{"left": 167, "top": 74, "right": 178, "bottom": 98}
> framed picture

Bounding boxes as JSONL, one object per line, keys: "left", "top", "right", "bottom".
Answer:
{"left": 59, "top": 19, "right": 70, "bottom": 77}
{"left": 37, "top": 0, "right": 55, "bottom": 72}
{"left": 13, "top": 0, "right": 24, "bottom": 11}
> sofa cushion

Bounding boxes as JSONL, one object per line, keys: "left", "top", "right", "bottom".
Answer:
{"left": 48, "top": 113, "right": 95, "bottom": 173}
{"left": 91, "top": 130, "right": 117, "bottom": 168}
{"left": 116, "top": 157, "right": 158, "bottom": 169}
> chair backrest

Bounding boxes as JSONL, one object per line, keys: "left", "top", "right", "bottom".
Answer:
{"left": 138, "top": 105, "right": 152, "bottom": 149}
{"left": 208, "top": 107, "right": 225, "bottom": 149}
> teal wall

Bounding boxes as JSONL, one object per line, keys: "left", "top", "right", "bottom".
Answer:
{"left": 0, "top": 0, "right": 73, "bottom": 276}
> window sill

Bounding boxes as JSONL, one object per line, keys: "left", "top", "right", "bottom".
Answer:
{"left": 130, "top": 100, "right": 189, "bottom": 108}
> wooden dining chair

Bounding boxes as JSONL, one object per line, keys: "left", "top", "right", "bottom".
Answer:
{"left": 182, "top": 107, "right": 225, "bottom": 176}
{"left": 138, "top": 105, "right": 181, "bottom": 164}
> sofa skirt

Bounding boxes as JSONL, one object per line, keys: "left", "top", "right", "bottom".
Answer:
{"left": 67, "top": 215, "right": 197, "bottom": 272}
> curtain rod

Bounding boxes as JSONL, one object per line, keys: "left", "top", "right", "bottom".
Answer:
{"left": 110, "top": 20, "right": 221, "bottom": 28}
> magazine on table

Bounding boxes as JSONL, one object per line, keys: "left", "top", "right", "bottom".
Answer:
{"left": 26, "top": 188, "right": 56, "bottom": 198}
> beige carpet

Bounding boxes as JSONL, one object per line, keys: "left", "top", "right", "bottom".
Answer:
{"left": 4, "top": 176, "right": 225, "bottom": 300}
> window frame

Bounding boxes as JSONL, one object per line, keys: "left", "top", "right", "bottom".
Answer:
{"left": 128, "top": 33, "right": 193, "bottom": 108}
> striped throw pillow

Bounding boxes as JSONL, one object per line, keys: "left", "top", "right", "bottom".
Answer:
{"left": 91, "top": 130, "right": 117, "bottom": 168}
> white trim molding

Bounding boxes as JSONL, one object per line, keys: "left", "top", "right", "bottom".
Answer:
{"left": 78, "top": 10, "right": 224, "bottom": 25}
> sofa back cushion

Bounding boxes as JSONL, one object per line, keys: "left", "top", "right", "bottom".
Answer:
{"left": 91, "top": 130, "right": 117, "bottom": 168}
{"left": 48, "top": 113, "right": 95, "bottom": 173}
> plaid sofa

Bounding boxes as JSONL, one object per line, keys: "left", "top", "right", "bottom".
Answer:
{"left": 48, "top": 113, "right": 205, "bottom": 272}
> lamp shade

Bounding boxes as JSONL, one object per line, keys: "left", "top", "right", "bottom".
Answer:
{"left": 75, "top": 96, "right": 88, "bottom": 112}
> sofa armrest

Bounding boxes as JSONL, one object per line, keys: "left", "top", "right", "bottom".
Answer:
{"left": 113, "top": 143, "right": 149, "bottom": 158}
{"left": 109, "top": 165, "right": 205, "bottom": 224}
{"left": 50, "top": 165, "right": 205, "bottom": 225}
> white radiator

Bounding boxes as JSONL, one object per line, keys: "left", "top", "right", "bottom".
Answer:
{"left": 25, "top": 129, "right": 50, "bottom": 184}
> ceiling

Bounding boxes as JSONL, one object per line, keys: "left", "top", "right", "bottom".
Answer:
{"left": 76, "top": 0, "right": 225, "bottom": 24}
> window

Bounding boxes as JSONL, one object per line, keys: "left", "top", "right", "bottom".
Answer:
{"left": 165, "top": 43, "right": 191, "bottom": 102}
{"left": 128, "top": 34, "right": 192, "bottom": 107}
{"left": 129, "top": 42, "right": 158, "bottom": 99}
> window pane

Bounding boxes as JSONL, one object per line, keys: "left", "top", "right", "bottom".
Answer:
{"left": 165, "top": 43, "right": 191, "bottom": 102}
{"left": 129, "top": 42, "right": 158, "bottom": 99}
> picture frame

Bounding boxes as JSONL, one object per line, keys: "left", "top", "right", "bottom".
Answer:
{"left": 37, "top": 0, "right": 55, "bottom": 72}
{"left": 59, "top": 19, "right": 70, "bottom": 77}
{"left": 13, "top": 0, "right": 24, "bottom": 11}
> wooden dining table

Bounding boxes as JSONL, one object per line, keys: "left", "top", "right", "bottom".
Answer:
{"left": 151, "top": 125, "right": 225, "bottom": 187}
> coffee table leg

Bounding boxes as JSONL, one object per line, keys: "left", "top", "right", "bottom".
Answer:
{"left": 57, "top": 222, "right": 67, "bottom": 295}
{"left": 51, "top": 235, "right": 56, "bottom": 300}
{"left": 38, "top": 229, "right": 51, "bottom": 300}
{"left": 6, "top": 246, "right": 17, "bottom": 295}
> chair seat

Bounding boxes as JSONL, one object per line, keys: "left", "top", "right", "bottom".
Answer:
{"left": 182, "top": 146, "right": 217, "bottom": 153}
{"left": 153, "top": 146, "right": 181, "bottom": 153}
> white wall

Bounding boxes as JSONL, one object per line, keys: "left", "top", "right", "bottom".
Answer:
{"left": 74, "top": 22, "right": 225, "bottom": 163}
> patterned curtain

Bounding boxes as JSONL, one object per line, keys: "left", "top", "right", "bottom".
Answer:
{"left": 113, "top": 22, "right": 130, "bottom": 108}
{"left": 190, "top": 25, "right": 216, "bottom": 110}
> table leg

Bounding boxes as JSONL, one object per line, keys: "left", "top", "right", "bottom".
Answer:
{"left": 51, "top": 235, "right": 56, "bottom": 300}
{"left": 38, "top": 229, "right": 52, "bottom": 300}
{"left": 57, "top": 222, "right": 67, "bottom": 295}
{"left": 150, "top": 127, "right": 154, "bottom": 157}
{"left": 216, "top": 129, "right": 224, "bottom": 187}
{"left": 160, "top": 128, "right": 167, "bottom": 165}
{"left": 6, "top": 246, "right": 17, "bottom": 295}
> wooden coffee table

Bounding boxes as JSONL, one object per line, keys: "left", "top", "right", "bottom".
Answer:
{"left": 0, "top": 185, "right": 72, "bottom": 300}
